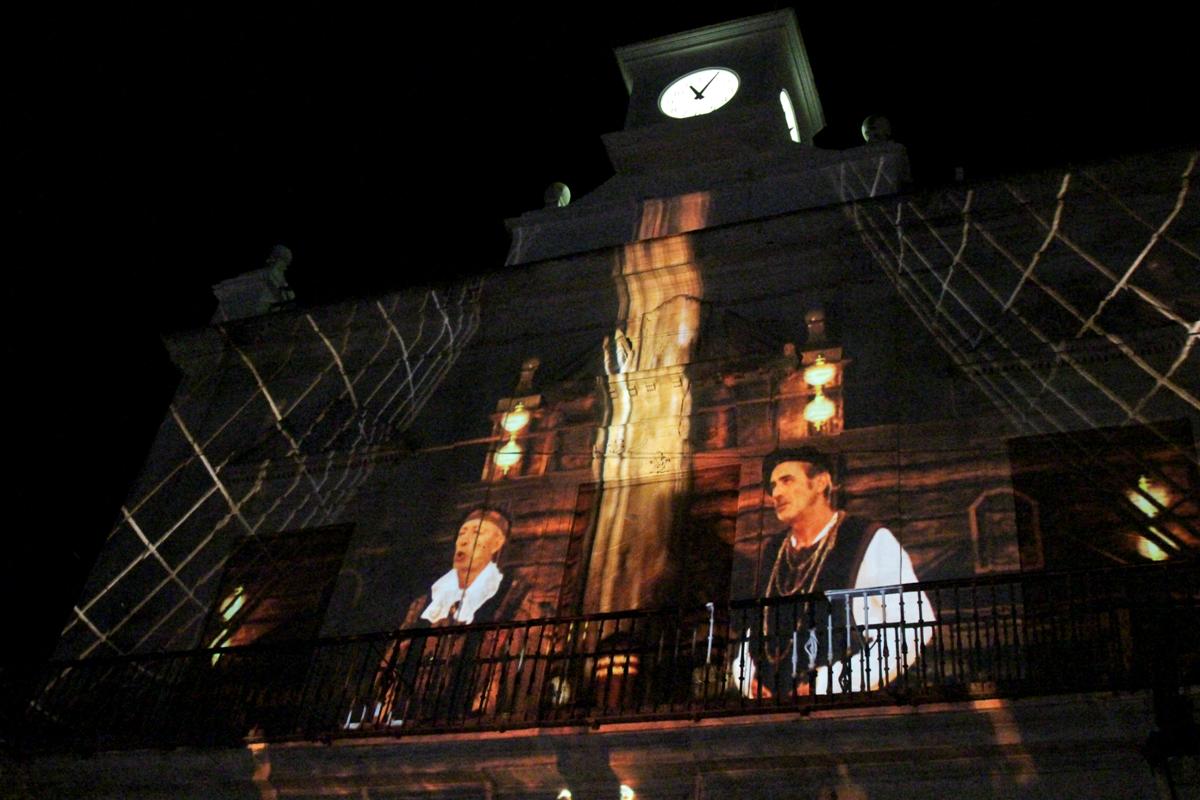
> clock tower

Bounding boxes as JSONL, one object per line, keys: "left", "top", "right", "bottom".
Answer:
{"left": 615, "top": 9, "right": 823, "bottom": 141}
{"left": 503, "top": 11, "right": 909, "bottom": 615}
{"left": 506, "top": 9, "right": 907, "bottom": 266}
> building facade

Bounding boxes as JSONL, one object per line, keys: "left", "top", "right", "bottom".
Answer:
{"left": 8, "top": 12, "right": 1199, "bottom": 800}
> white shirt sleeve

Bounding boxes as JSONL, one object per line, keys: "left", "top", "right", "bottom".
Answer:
{"left": 852, "top": 527, "right": 919, "bottom": 589}
{"left": 817, "top": 526, "right": 933, "bottom": 694}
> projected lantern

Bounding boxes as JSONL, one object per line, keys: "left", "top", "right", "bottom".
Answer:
{"left": 1125, "top": 474, "right": 1176, "bottom": 562}
{"left": 493, "top": 435, "right": 523, "bottom": 475}
{"left": 776, "top": 345, "right": 846, "bottom": 440}
{"left": 501, "top": 401, "right": 530, "bottom": 434}
{"left": 802, "top": 354, "right": 837, "bottom": 430}
{"left": 802, "top": 354, "right": 836, "bottom": 389}
{"left": 485, "top": 362, "right": 544, "bottom": 480}
{"left": 492, "top": 400, "right": 532, "bottom": 476}
{"left": 1128, "top": 474, "right": 1170, "bottom": 519}
{"left": 803, "top": 390, "right": 836, "bottom": 427}
{"left": 802, "top": 352, "right": 842, "bottom": 434}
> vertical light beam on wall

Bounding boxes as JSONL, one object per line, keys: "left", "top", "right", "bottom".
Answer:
{"left": 585, "top": 193, "right": 709, "bottom": 613}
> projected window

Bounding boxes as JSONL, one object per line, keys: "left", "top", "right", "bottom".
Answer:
{"left": 1008, "top": 420, "right": 1198, "bottom": 570}
{"left": 201, "top": 524, "right": 353, "bottom": 655}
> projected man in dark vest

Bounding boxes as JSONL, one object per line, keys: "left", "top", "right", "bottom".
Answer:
{"left": 741, "top": 448, "right": 931, "bottom": 696}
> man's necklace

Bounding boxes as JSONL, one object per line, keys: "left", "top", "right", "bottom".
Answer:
{"left": 760, "top": 512, "right": 843, "bottom": 667}
{"left": 766, "top": 511, "right": 842, "bottom": 598}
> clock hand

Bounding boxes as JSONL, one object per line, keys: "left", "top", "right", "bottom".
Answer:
{"left": 697, "top": 70, "right": 720, "bottom": 96}
{"left": 689, "top": 85, "right": 703, "bottom": 99}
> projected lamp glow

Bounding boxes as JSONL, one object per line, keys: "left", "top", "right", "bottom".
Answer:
{"left": 803, "top": 354, "right": 836, "bottom": 388}
{"left": 803, "top": 389, "right": 835, "bottom": 427}
{"left": 218, "top": 586, "right": 245, "bottom": 622}
{"left": 494, "top": 435, "right": 523, "bottom": 475}
{"left": 801, "top": 354, "right": 838, "bottom": 431}
{"left": 209, "top": 629, "right": 229, "bottom": 665}
{"left": 501, "top": 401, "right": 530, "bottom": 434}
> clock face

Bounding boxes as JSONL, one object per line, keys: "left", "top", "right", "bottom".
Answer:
{"left": 658, "top": 67, "right": 739, "bottom": 119}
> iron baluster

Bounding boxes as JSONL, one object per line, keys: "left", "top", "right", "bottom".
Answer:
{"left": 825, "top": 597, "right": 834, "bottom": 698}
{"left": 915, "top": 586, "right": 927, "bottom": 692}
{"left": 897, "top": 583, "right": 907, "bottom": 691}
{"left": 953, "top": 585, "right": 964, "bottom": 686}
{"left": 970, "top": 582, "right": 981, "bottom": 685}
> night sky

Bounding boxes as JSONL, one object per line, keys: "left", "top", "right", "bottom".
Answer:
{"left": 6, "top": 4, "right": 1193, "bottom": 674}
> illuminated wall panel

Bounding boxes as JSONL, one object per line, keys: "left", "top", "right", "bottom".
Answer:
{"left": 58, "top": 150, "right": 1199, "bottom": 662}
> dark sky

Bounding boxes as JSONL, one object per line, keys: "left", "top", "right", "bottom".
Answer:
{"left": 6, "top": 3, "right": 1193, "bottom": 671}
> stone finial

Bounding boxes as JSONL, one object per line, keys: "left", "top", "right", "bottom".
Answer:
{"left": 265, "top": 244, "right": 292, "bottom": 280}
{"left": 861, "top": 114, "right": 893, "bottom": 143}
{"left": 211, "top": 244, "right": 296, "bottom": 323}
{"left": 544, "top": 182, "right": 571, "bottom": 208}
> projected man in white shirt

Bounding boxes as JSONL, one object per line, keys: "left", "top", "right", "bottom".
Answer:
{"left": 404, "top": 508, "right": 535, "bottom": 628}
{"left": 374, "top": 509, "right": 540, "bottom": 726}
{"left": 739, "top": 448, "right": 933, "bottom": 696}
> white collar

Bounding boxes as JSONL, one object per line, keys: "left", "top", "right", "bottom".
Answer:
{"left": 789, "top": 510, "right": 842, "bottom": 550}
{"left": 421, "top": 561, "right": 504, "bottom": 625}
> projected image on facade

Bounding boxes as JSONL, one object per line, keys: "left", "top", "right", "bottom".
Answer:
{"left": 15, "top": 10, "right": 1198, "bottom": 797}
{"left": 567, "top": 195, "right": 708, "bottom": 612}
{"left": 57, "top": 156, "right": 1198, "bottom": 664}
{"left": 401, "top": 508, "right": 539, "bottom": 628}
{"left": 33, "top": 121, "right": 1196, "bottom": 761}
{"left": 52, "top": 283, "right": 484, "bottom": 663}
{"left": 738, "top": 448, "right": 931, "bottom": 696}
{"left": 1010, "top": 420, "right": 1199, "bottom": 570}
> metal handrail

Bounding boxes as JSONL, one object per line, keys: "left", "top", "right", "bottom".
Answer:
{"left": 9, "top": 561, "right": 1196, "bottom": 753}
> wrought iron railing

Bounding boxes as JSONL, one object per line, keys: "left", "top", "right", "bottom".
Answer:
{"left": 11, "top": 562, "right": 1198, "bottom": 752}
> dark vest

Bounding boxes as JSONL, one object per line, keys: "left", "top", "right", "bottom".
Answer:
{"left": 754, "top": 516, "right": 881, "bottom": 691}
{"left": 763, "top": 515, "right": 879, "bottom": 597}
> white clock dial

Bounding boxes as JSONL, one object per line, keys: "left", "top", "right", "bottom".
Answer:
{"left": 658, "top": 67, "right": 739, "bottom": 119}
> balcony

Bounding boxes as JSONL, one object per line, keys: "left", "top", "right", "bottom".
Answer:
{"left": 9, "top": 562, "right": 1197, "bottom": 753}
